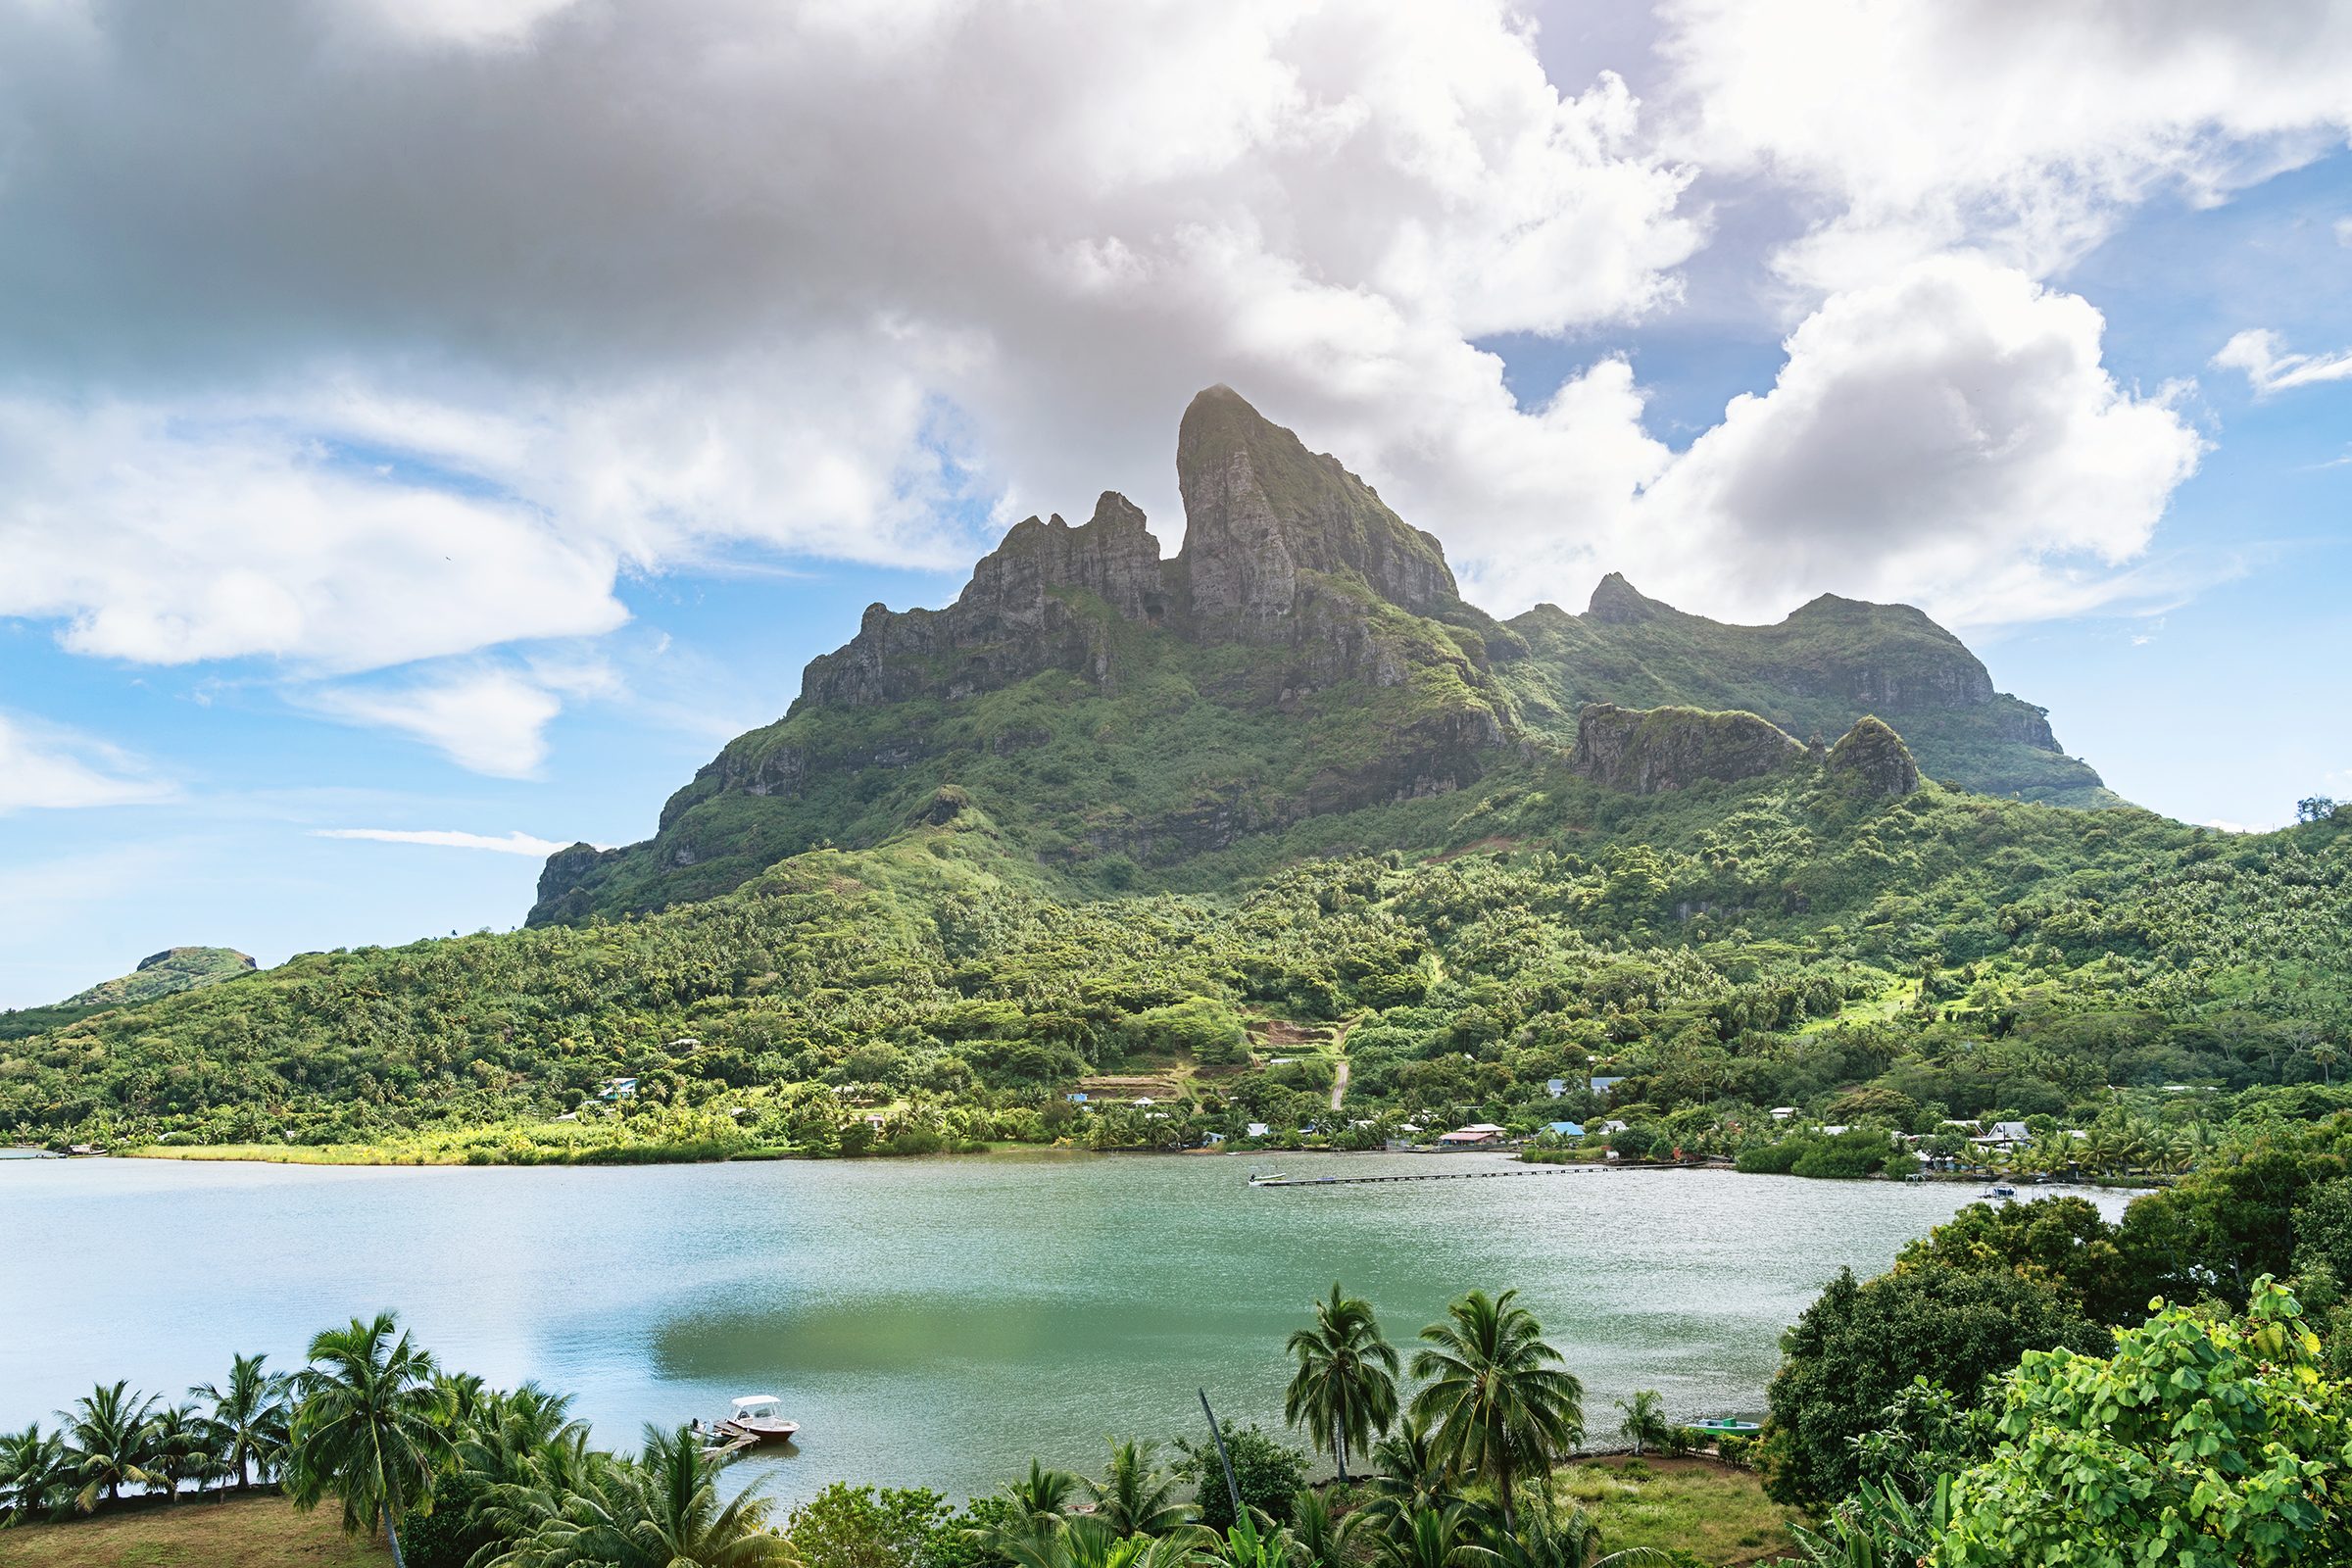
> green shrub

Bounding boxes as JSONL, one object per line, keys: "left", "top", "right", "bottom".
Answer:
{"left": 1174, "top": 1421, "right": 1309, "bottom": 1531}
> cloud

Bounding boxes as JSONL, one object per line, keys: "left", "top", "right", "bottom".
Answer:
{"left": 0, "top": 0, "right": 1697, "bottom": 660}
{"left": 2212, "top": 328, "right": 2352, "bottom": 395}
{"left": 313, "top": 828, "right": 576, "bottom": 856}
{"left": 1629, "top": 257, "right": 2205, "bottom": 625}
{"left": 0, "top": 0, "right": 2279, "bottom": 682}
{"left": 0, "top": 712, "right": 174, "bottom": 813}
{"left": 0, "top": 399, "right": 627, "bottom": 670}
{"left": 1655, "top": 1, "right": 2352, "bottom": 287}
{"left": 305, "top": 667, "right": 565, "bottom": 777}
{"left": 1291, "top": 256, "right": 2202, "bottom": 629}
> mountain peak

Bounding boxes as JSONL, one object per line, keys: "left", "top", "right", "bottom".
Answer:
{"left": 1586, "top": 572, "right": 1670, "bottom": 624}
{"left": 1175, "top": 384, "right": 1458, "bottom": 624}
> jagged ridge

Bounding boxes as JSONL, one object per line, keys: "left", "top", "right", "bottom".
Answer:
{"left": 532, "top": 388, "right": 2107, "bottom": 924}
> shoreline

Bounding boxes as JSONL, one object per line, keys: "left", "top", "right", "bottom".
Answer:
{"left": 58, "top": 1141, "right": 2164, "bottom": 1193}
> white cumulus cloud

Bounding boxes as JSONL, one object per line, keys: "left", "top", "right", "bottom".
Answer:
{"left": 1272, "top": 256, "right": 2203, "bottom": 630}
{"left": 1631, "top": 257, "right": 2206, "bottom": 624}
{"left": 0, "top": 0, "right": 2311, "bottom": 709}
{"left": 1656, "top": 0, "right": 2352, "bottom": 287}
{"left": 0, "top": 399, "right": 627, "bottom": 671}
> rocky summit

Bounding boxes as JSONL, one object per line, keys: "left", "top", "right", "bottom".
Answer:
{"left": 531, "top": 387, "right": 2107, "bottom": 924}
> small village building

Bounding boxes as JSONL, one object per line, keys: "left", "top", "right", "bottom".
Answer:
{"left": 1591, "top": 1075, "right": 1627, "bottom": 1097}
{"left": 1547, "top": 1121, "right": 1585, "bottom": 1137}
{"left": 1545, "top": 1078, "right": 1567, "bottom": 1099}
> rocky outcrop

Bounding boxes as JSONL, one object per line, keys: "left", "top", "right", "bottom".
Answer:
{"left": 1585, "top": 571, "right": 1671, "bottom": 625}
{"left": 1827, "top": 716, "right": 1923, "bottom": 798}
{"left": 1571, "top": 704, "right": 1806, "bottom": 794}
{"left": 1493, "top": 572, "right": 2105, "bottom": 804}
{"left": 533, "top": 842, "right": 622, "bottom": 924}
{"left": 798, "top": 491, "right": 1165, "bottom": 710}
{"left": 1172, "top": 385, "right": 1459, "bottom": 627}
{"left": 60, "top": 946, "right": 258, "bottom": 1008}
{"left": 1764, "top": 595, "right": 1997, "bottom": 710}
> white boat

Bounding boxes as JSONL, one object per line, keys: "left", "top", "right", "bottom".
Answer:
{"left": 717, "top": 1395, "right": 801, "bottom": 1445}
{"left": 1247, "top": 1170, "right": 1287, "bottom": 1186}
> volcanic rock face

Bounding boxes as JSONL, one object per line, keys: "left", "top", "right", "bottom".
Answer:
{"left": 1172, "top": 384, "right": 1460, "bottom": 627}
{"left": 526, "top": 384, "right": 2106, "bottom": 925}
{"left": 1828, "top": 715, "right": 1924, "bottom": 798}
{"left": 1585, "top": 571, "right": 1669, "bottom": 625}
{"left": 799, "top": 491, "right": 1166, "bottom": 710}
{"left": 1571, "top": 704, "right": 1806, "bottom": 794}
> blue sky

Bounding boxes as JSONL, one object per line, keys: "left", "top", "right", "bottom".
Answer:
{"left": 1, "top": 1, "right": 2348, "bottom": 1006}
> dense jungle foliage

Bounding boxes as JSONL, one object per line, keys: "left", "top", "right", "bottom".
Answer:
{"left": 3, "top": 757, "right": 2343, "bottom": 1158}
{"left": 1757, "top": 1110, "right": 2352, "bottom": 1562}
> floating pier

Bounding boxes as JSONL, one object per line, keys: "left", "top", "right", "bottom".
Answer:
{"left": 1249, "top": 1164, "right": 1608, "bottom": 1189}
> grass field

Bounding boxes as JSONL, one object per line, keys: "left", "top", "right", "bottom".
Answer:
{"left": 0, "top": 1494, "right": 390, "bottom": 1567}
{"left": 1558, "top": 1455, "right": 1802, "bottom": 1566}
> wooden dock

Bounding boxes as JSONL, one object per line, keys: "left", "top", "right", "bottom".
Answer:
{"left": 1249, "top": 1164, "right": 1607, "bottom": 1189}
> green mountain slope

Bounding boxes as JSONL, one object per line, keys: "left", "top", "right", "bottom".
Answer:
{"left": 533, "top": 386, "right": 2110, "bottom": 925}
{"left": 1496, "top": 578, "right": 2113, "bottom": 807}
{"left": 3, "top": 947, "right": 260, "bottom": 1047}
{"left": 4, "top": 770, "right": 2343, "bottom": 1152}
{"left": 62, "top": 947, "right": 257, "bottom": 1008}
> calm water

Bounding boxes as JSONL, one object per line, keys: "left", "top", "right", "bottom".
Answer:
{"left": 0, "top": 1152, "right": 2130, "bottom": 1504}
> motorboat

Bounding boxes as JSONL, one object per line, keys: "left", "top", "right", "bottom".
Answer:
{"left": 716, "top": 1395, "right": 801, "bottom": 1445}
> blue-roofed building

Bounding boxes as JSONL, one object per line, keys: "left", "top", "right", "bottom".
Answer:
{"left": 1547, "top": 1120, "right": 1585, "bottom": 1137}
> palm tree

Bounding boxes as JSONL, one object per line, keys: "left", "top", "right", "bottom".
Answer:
{"left": 1612, "top": 1393, "right": 1668, "bottom": 1459}
{"left": 461, "top": 1383, "right": 590, "bottom": 1492}
{"left": 1358, "top": 1415, "right": 1460, "bottom": 1533}
{"left": 2, "top": 1423, "right": 71, "bottom": 1524}
{"left": 1372, "top": 1506, "right": 1495, "bottom": 1568}
{"left": 468, "top": 1422, "right": 604, "bottom": 1556}
{"left": 192, "top": 1352, "right": 291, "bottom": 1493}
{"left": 1285, "top": 1283, "right": 1400, "bottom": 1485}
{"left": 1001, "top": 1515, "right": 1202, "bottom": 1568}
{"left": 1289, "top": 1487, "right": 1361, "bottom": 1568}
{"left": 287, "top": 1311, "right": 452, "bottom": 1568}
{"left": 2314, "top": 1043, "right": 2340, "bottom": 1087}
{"left": 1481, "top": 1500, "right": 1671, "bottom": 1568}
{"left": 57, "top": 1381, "right": 161, "bottom": 1512}
{"left": 143, "top": 1401, "right": 217, "bottom": 1501}
{"left": 429, "top": 1371, "right": 490, "bottom": 1433}
{"left": 489, "top": 1424, "right": 786, "bottom": 1568}
{"left": 1000, "top": 1457, "right": 1083, "bottom": 1534}
{"left": 1200, "top": 1511, "right": 1295, "bottom": 1568}
{"left": 970, "top": 1458, "right": 1085, "bottom": 1562}
{"left": 1082, "top": 1440, "right": 1193, "bottom": 1537}
{"left": 1410, "top": 1291, "right": 1585, "bottom": 1531}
